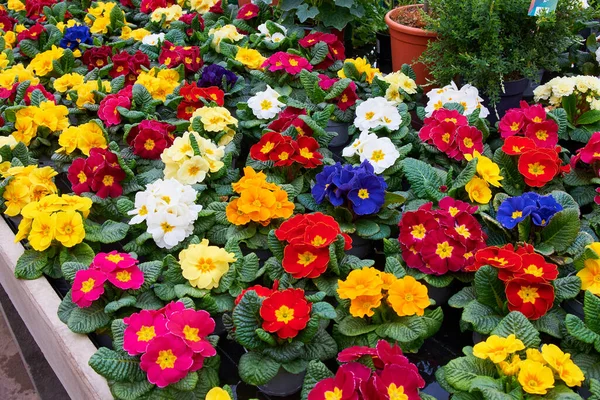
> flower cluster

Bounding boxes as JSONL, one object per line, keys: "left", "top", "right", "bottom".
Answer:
{"left": 317, "top": 75, "right": 358, "bottom": 111}
{"left": 337, "top": 57, "right": 381, "bottom": 83}
{"left": 274, "top": 213, "right": 352, "bottom": 278}
{"left": 312, "top": 161, "right": 387, "bottom": 216}
{"left": 338, "top": 267, "right": 430, "bottom": 318}
{"left": 68, "top": 148, "right": 126, "bottom": 198}
{"left": 98, "top": 86, "right": 132, "bottom": 126}
{"left": 267, "top": 106, "right": 313, "bottom": 137}
{"left": 398, "top": 198, "right": 486, "bottom": 275}
{"left": 225, "top": 167, "right": 294, "bottom": 226}
{"left": 161, "top": 131, "right": 225, "bottom": 185}
{"left": 259, "top": 287, "right": 312, "bottom": 339}
{"left": 235, "top": 47, "right": 267, "bottom": 70}
{"left": 191, "top": 106, "right": 238, "bottom": 133}
{"left": 577, "top": 242, "right": 600, "bottom": 295}
{"left": 571, "top": 131, "right": 600, "bottom": 171}
{"left": 15, "top": 194, "right": 91, "bottom": 251}
{"left": 72, "top": 252, "right": 144, "bottom": 308}
{"left": 468, "top": 243, "right": 557, "bottom": 319}
{"left": 501, "top": 138, "right": 570, "bottom": 187}
{"left": 2, "top": 165, "right": 58, "bottom": 217}
{"left": 425, "top": 82, "right": 490, "bottom": 117}
{"left": 534, "top": 75, "right": 600, "bottom": 111}
{"left": 135, "top": 68, "right": 181, "bottom": 101}
{"left": 354, "top": 97, "right": 401, "bottom": 133}
{"left": 343, "top": 132, "right": 400, "bottom": 174}
{"left": 158, "top": 41, "right": 203, "bottom": 73}
{"left": 57, "top": 121, "right": 108, "bottom": 156}
{"left": 262, "top": 52, "right": 312, "bottom": 75}
{"left": 178, "top": 239, "right": 236, "bottom": 289}
{"left": 126, "top": 120, "right": 175, "bottom": 160}
{"left": 309, "top": 341, "right": 425, "bottom": 400}
{"left": 128, "top": 179, "right": 202, "bottom": 249}
{"left": 123, "top": 302, "right": 217, "bottom": 387}
{"left": 473, "top": 335, "right": 584, "bottom": 394}
{"left": 498, "top": 102, "right": 559, "bottom": 148}
{"left": 299, "top": 32, "right": 345, "bottom": 70}
{"left": 381, "top": 71, "right": 418, "bottom": 105}
{"left": 419, "top": 108, "right": 484, "bottom": 161}
{"left": 497, "top": 193, "right": 562, "bottom": 229}
{"left": 10, "top": 101, "right": 69, "bottom": 145}
{"left": 177, "top": 83, "right": 225, "bottom": 120}
{"left": 464, "top": 151, "right": 504, "bottom": 204}
{"left": 250, "top": 131, "right": 323, "bottom": 168}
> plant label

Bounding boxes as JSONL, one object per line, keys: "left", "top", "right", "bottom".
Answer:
{"left": 528, "top": 0, "right": 559, "bottom": 16}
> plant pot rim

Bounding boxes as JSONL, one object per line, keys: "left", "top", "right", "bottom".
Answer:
{"left": 385, "top": 5, "right": 437, "bottom": 38}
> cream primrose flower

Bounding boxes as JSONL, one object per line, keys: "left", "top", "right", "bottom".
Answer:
{"left": 534, "top": 76, "right": 600, "bottom": 108}
{"left": 354, "top": 97, "right": 402, "bottom": 133}
{"left": 382, "top": 71, "right": 418, "bottom": 100}
{"left": 359, "top": 137, "right": 400, "bottom": 174}
{"left": 342, "top": 131, "right": 377, "bottom": 157}
{"left": 425, "top": 81, "right": 489, "bottom": 118}
{"left": 257, "top": 22, "right": 287, "bottom": 43}
{"left": 209, "top": 25, "right": 244, "bottom": 51}
{"left": 127, "top": 178, "right": 201, "bottom": 249}
{"left": 141, "top": 32, "right": 165, "bottom": 46}
{"left": 247, "top": 85, "right": 285, "bottom": 120}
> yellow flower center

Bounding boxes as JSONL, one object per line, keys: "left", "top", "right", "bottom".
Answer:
{"left": 533, "top": 117, "right": 543, "bottom": 123}
{"left": 510, "top": 122, "right": 520, "bottom": 131}
{"left": 365, "top": 111, "right": 375, "bottom": 120}
{"left": 275, "top": 305, "right": 295, "bottom": 323}
{"left": 183, "top": 325, "right": 200, "bottom": 342}
{"left": 261, "top": 141, "right": 275, "bottom": 154}
{"left": 144, "top": 139, "right": 155, "bottom": 150}
{"left": 523, "top": 264, "right": 544, "bottom": 278}
{"left": 116, "top": 270, "right": 132, "bottom": 282}
{"left": 536, "top": 130, "right": 548, "bottom": 141}
{"left": 80, "top": 278, "right": 96, "bottom": 293}
{"left": 435, "top": 241, "right": 454, "bottom": 259}
{"left": 260, "top": 99, "right": 272, "bottom": 110}
{"left": 341, "top": 94, "right": 348, "bottom": 103}
{"left": 196, "top": 258, "right": 215, "bottom": 272}
{"left": 442, "top": 133, "right": 451, "bottom": 143}
{"left": 77, "top": 171, "right": 87, "bottom": 183}
{"left": 512, "top": 211, "right": 523, "bottom": 219}
{"left": 136, "top": 325, "right": 156, "bottom": 342}
{"left": 448, "top": 206, "right": 459, "bottom": 217}
{"left": 404, "top": 293, "right": 414, "bottom": 301}
{"left": 528, "top": 162, "right": 545, "bottom": 176}
{"left": 387, "top": 383, "right": 408, "bottom": 400}
{"left": 311, "top": 235, "right": 327, "bottom": 247}
{"left": 445, "top": 118, "right": 457, "bottom": 124}
{"left": 289, "top": 59, "right": 298, "bottom": 67}
{"left": 371, "top": 150, "right": 385, "bottom": 162}
{"left": 463, "top": 137, "right": 474, "bottom": 148}
{"left": 411, "top": 224, "right": 426, "bottom": 240}
{"left": 518, "top": 286, "right": 540, "bottom": 304}
{"left": 160, "top": 222, "right": 174, "bottom": 233}
{"left": 187, "top": 165, "right": 201, "bottom": 176}
{"left": 161, "top": 196, "right": 171, "bottom": 204}
{"left": 102, "top": 175, "right": 114, "bottom": 186}
{"left": 324, "top": 388, "right": 343, "bottom": 400}
{"left": 107, "top": 254, "right": 125, "bottom": 264}
{"left": 300, "top": 147, "right": 313, "bottom": 159}
{"left": 278, "top": 151, "right": 289, "bottom": 160}
{"left": 156, "top": 349, "right": 177, "bottom": 370}
{"left": 358, "top": 189, "right": 369, "bottom": 199}
{"left": 297, "top": 251, "right": 317, "bottom": 266}
{"left": 139, "top": 205, "right": 148, "bottom": 216}
{"left": 594, "top": 275, "right": 600, "bottom": 283}
{"left": 455, "top": 224, "right": 471, "bottom": 239}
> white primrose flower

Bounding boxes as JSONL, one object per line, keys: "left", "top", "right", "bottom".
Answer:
{"left": 360, "top": 137, "right": 401, "bottom": 174}
{"left": 146, "top": 211, "right": 189, "bottom": 249}
{"left": 141, "top": 32, "right": 165, "bottom": 46}
{"left": 425, "top": 82, "right": 489, "bottom": 118}
{"left": 258, "top": 22, "right": 287, "bottom": 43}
{"left": 342, "top": 131, "right": 378, "bottom": 158}
{"left": 247, "top": 85, "right": 285, "bottom": 120}
{"left": 354, "top": 97, "right": 402, "bottom": 133}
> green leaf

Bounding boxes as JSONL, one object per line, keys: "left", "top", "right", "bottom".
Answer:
{"left": 267, "top": 230, "right": 284, "bottom": 260}
{"left": 130, "top": 261, "right": 163, "bottom": 294}
{"left": 449, "top": 286, "right": 477, "bottom": 309}
{"left": 111, "top": 380, "right": 154, "bottom": 400}
{"left": 135, "top": 291, "right": 163, "bottom": 310}
{"left": 105, "top": 295, "right": 137, "bottom": 314}
{"left": 170, "top": 371, "right": 198, "bottom": 391}
{"left": 540, "top": 208, "right": 580, "bottom": 253}
{"left": 354, "top": 219, "right": 380, "bottom": 237}
{"left": 493, "top": 149, "right": 524, "bottom": 196}
{"left": 585, "top": 290, "right": 600, "bottom": 334}
{"left": 256, "top": 328, "right": 277, "bottom": 346}
{"left": 15, "top": 250, "right": 47, "bottom": 280}
{"left": 474, "top": 266, "right": 505, "bottom": 311}
{"left": 376, "top": 318, "right": 424, "bottom": 343}
{"left": 303, "top": 329, "right": 337, "bottom": 361}
{"left": 85, "top": 220, "right": 130, "bottom": 244}
{"left": 61, "top": 262, "right": 88, "bottom": 283}
{"left": 449, "top": 158, "right": 478, "bottom": 195}
{"left": 111, "top": 319, "right": 127, "bottom": 351}
{"left": 336, "top": 315, "right": 378, "bottom": 336}
{"left": 58, "top": 291, "right": 77, "bottom": 324}
{"left": 444, "top": 356, "right": 496, "bottom": 392}
{"left": 491, "top": 312, "right": 541, "bottom": 348}
{"left": 89, "top": 347, "right": 145, "bottom": 382}
{"left": 312, "top": 302, "right": 337, "bottom": 319}
{"left": 238, "top": 352, "right": 280, "bottom": 386}
{"left": 59, "top": 243, "right": 95, "bottom": 266}
{"left": 401, "top": 158, "right": 443, "bottom": 201}
{"left": 565, "top": 314, "right": 599, "bottom": 344}
{"left": 67, "top": 302, "right": 111, "bottom": 334}
{"left": 301, "top": 360, "right": 333, "bottom": 400}
{"left": 232, "top": 291, "right": 264, "bottom": 349}
{"left": 554, "top": 276, "right": 581, "bottom": 302}
{"left": 462, "top": 301, "right": 503, "bottom": 334}
{"left": 576, "top": 110, "right": 600, "bottom": 126}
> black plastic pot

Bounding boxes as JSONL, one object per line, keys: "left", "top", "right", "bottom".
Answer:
{"left": 346, "top": 233, "right": 375, "bottom": 259}
{"left": 424, "top": 282, "right": 453, "bottom": 306}
{"left": 257, "top": 368, "right": 306, "bottom": 397}
{"left": 484, "top": 78, "right": 530, "bottom": 124}
{"left": 327, "top": 120, "right": 351, "bottom": 156}
{"left": 239, "top": 243, "right": 272, "bottom": 264}
{"left": 562, "top": 298, "right": 584, "bottom": 320}
{"left": 376, "top": 32, "right": 393, "bottom": 74}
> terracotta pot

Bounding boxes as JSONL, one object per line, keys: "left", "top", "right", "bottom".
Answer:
{"left": 385, "top": 5, "right": 437, "bottom": 86}
{"left": 238, "top": 0, "right": 278, "bottom": 6}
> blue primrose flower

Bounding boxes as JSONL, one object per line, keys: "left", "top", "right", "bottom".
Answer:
{"left": 497, "top": 195, "right": 537, "bottom": 229}
{"left": 312, "top": 164, "right": 338, "bottom": 204}
{"left": 197, "top": 64, "right": 237, "bottom": 89}
{"left": 530, "top": 194, "right": 562, "bottom": 226}
{"left": 59, "top": 26, "right": 92, "bottom": 50}
{"left": 348, "top": 172, "right": 387, "bottom": 215}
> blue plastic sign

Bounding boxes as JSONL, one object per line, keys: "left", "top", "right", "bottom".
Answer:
{"left": 528, "top": 0, "right": 559, "bottom": 16}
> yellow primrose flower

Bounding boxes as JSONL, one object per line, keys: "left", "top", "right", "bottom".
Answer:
{"left": 28, "top": 212, "right": 56, "bottom": 251}
{"left": 577, "top": 258, "right": 600, "bottom": 295}
{"left": 338, "top": 57, "right": 381, "bottom": 83}
{"left": 191, "top": 107, "right": 238, "bottom": 132}
{"left": 473, "top": 334, "right": 525, "bottom": 364}
{"left": 57, "top": 126, "right": 80, "bottom": 154}
{"left": 337, "top": 267, "right": 383, "bottom": 300}
{"left": 518, "top": 359, "right": 554, "bottom": 395}
{"left": 465, "top": 176, "right": 491, "bottom": 204}
{"left": 3, "top": 31, "right": 16, "bottom": 49}
{"left": 235, "top": 47, "right": 267, "bottom": 70}
{"left": 55, "top": 20, "right": 78, "bottom": 33}
{"left": 0, "top": 64, "right": 39, "bottom": 89}
{"left": 499, "top": 354, "right": 521, "bottom": 376}
{"left": 7, "top": 0, "right": 25, "bottom": 12}
{"left": 382, "top": 71, "right": 417, "bottom": 95}
{"left": 11, "top": 115, "right": 37, "bottom": 146}
{"left": 206, "top": 388, "right": 231, "bottom": 400}
{"left": 14, "top": 218, "right": 32, "bottom": 242}
{"left": 76, "top": 121, "right": 108, "bottom": 156}
{"left": 349, "top": 294, "right": 383, "bottom": 318}
{"left": 387, "top": 276, "right": 430, "bottom": 317}
{"left": 53, "top": 73, "right": 85, "bottom": 92}
{"left": 61, "top": 194, "right": 93, "bottom": 218}
{"left": 28, "top": 46, "right": 64, "bottom": 76}
{"left": 135, "top": 69, "right": 180, "bottom": 101}
{"left": 190, "top": 0, "right": 220, "bottom": 14}
{"left": 3, "top": 181, "right": 30, "bottom": 217}
{"left": 179, "top": 239, "right": 236, "bottom": 289}
{"left": 209, "top": 25, "right": 245, "bottom": 51}
{"left": 526, "top": 348, "right": 546, "bottom": 364}
{"left": 34, "top": 101, "right": 69, "bottom": 132}
{"left": 176, "top": 156, "right": 210, "bottom": 184}
{"left": 0, "top": 53, "right": 9, "bottom": 70}
{"left": 151, "top": 5, "right": 183, "bottom": 25}
{"left": 54, "top": 210, "right": 85, "bottom": 247}
{"left": 541, "top": 344, "right": 584, "bottom": 387}
{"left": 465, "top": 151, "right": 503, "bottom": 188}
{"left": 121, "top": 26, "right": 151, "bottom": 40}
